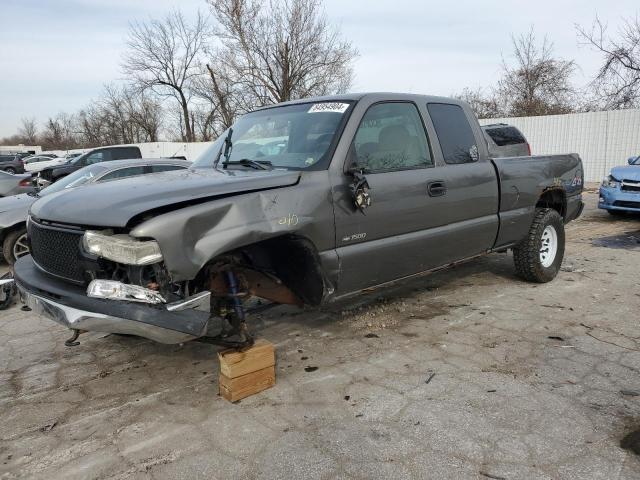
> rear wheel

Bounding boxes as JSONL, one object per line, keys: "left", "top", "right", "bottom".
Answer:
{"left": 513, "top": 208, "right": 565, "bottom": 283}
{"left": 4, "top": 167, "right": 16, "bottom": 175}
{"left": 3, "top": 227, "right": 29, "bottom": 265}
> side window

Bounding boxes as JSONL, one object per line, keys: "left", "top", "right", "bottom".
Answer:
{"left": 150, "top": 164, "right": 187, "bottom": 173}
{"left": 99, "top": 166, "right": 145, "bottom": 181}
{"left": 85, "top": 151, "right": 105, "bottom": 165}
{"left": 352, "top": 103, "right": 432, "bottom": 172}
{"left": 112, "top": 147, "right": 142, "bottom": 160}
{"left": 427, "top": 103, "right": 478, "bottom": 164}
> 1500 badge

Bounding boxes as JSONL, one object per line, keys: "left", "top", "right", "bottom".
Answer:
{"left": 342, "top": 233, "right": 367, "bottom": 242}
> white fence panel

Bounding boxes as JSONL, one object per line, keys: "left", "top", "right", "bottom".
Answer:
{"left": 480, "top": 109, "right": 640, "bottom": 183}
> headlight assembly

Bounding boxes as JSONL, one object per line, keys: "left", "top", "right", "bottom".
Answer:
{"left": 82, "top": 231, "right": 163, "bottom": 265}
{"left": 601, "top": 175, "right": 619, "bottom": 189}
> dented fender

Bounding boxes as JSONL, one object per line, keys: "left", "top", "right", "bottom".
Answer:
{"left": 130, "top": 171, "right": 337, "bottom": 282}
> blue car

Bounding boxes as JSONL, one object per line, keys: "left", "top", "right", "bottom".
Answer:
{"left": 599, "top": 155, "right": 640, "bottom": 215}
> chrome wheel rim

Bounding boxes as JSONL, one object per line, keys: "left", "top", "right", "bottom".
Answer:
{"left": 13, "top": 233, "right": 29, "bottom": 260}
{"left": 539, "top": 225, "right": 558, "bottom": 268}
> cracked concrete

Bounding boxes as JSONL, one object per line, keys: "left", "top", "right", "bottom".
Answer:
{"left": 1, "top": 191, "right": 640, "bottom": 479}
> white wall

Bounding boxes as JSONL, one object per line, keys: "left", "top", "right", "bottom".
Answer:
{"left": 479, "top": 109, "right": 640, "bottom": 183}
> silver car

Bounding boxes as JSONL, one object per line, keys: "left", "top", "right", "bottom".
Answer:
{"left": 482, "top": 123, "right": 530, "bottom": 158}
{"left": 0, "top": 158, "right": 190, "bottom": 264}
{"left": 0, "top": 171, "right": 35, "bottom": 197}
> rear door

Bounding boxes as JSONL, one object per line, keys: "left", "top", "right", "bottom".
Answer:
{"left": 423, "top": 103, "right": 499, "bottom": 261}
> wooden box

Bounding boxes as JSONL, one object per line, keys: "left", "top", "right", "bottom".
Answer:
{"left": 218, "top": 339, "right": 276, "bottom": 402}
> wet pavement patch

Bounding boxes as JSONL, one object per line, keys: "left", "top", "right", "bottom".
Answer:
{"left": 621, "top": 428, "right": 640, "bottom": 455}
{"left": 592, "top": 231, "right": 640, "bottom": 250}
{"left": 304, "top": 366, "right": 318, "bottom": 372}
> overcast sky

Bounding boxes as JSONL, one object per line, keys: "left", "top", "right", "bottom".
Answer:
{"left": 0, "top": 0, "right": 637, "bottom": 137}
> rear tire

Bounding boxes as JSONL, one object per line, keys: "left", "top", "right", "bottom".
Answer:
{"left": 513, "top": 208, "right": 565, "bottom": 283}
{"left": 3, "top": 227, "right": 29, "bottom": 265}
{"left": 4, "top": 167, "right": 16, "bottom": 175}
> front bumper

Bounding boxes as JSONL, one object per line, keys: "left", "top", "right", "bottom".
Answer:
{"left": 599, "top": 187, "right": 640, "bottom": 213}
{"left": 14, "top": 256, "right": 212, "bottom": 344}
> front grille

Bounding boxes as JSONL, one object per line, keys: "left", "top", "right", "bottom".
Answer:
{"left": 613, "top": 200, "right": 640, "bottom": 209}
{"left": 28, "top": 220, "right": 86, "bottom": 283}
{"left": 621, "top": 180, "right": 640, "bottom": 193}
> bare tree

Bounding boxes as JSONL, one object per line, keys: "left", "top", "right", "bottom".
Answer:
{"left": 122, "top": 10, "right": 210, "bottom": 141}
{"left": 577, "top": 16, "right": 640, "bottom": 109}
{"left": 208, "top": 0, "right": 358, "bottom": 106}
{"left": 17, "top": 117, "right": 38, "bottom": 144}
{"left": 497, "top": 29, "right": 577, "bottom": 117}
{"left": 41, "top": 113, "right": 80, "bottom": 150}
{"left": 454, "top": 87, "right": 503, "bottom": 119}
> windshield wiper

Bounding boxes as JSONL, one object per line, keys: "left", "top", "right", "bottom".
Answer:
{"left": 222, "top": 159, "right": 272, "bottom": 170}
{"left": 213, "top": 128, "right": 233, "bottom": 170}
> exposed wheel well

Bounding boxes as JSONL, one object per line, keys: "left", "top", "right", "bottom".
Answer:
{"left": 194, "top": 234, "right": 326, "bottom": 307}
{"left": 536, "top": 189, "right": 567, "bottom": 220}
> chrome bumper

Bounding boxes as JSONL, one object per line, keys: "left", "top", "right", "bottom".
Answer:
{"left": 20, "top": 288, "right": 207, "bottom": 344}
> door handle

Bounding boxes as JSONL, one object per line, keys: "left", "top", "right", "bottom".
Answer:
{"left": 427, "top": 181, "right": 447, "bottom": 197}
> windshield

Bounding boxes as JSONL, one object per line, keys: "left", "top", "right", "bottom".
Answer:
{"left": 192, "top": 101, "right": 353, "bottom": 170}
{"left": 39, "top": 164, "right": 106, "bottom": 196}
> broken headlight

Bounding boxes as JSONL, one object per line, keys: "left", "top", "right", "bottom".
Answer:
{"left": 83, "top": 231, "right": 163, "bottom": 266}
{"left": 602, "top": 175, "right": 619, "bottom": 189}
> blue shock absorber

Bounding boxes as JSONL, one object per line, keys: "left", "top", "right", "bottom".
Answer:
{"left": 225, "top": 271, "right": 245, "bottom": 321}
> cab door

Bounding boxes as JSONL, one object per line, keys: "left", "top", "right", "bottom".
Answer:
{"left": 331, "top": 101, "right": 440, "bottom": 293}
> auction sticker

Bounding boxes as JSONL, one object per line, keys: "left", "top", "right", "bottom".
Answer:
{"left": 308, "top": 102, "right": 350, "bottom": 114}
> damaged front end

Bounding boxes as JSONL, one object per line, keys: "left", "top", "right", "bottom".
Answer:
{"left": 14, "top": 217, "right": 316, "bottom": 347}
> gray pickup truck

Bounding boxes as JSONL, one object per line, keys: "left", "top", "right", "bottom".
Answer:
{"left": 14, "top": 93, "right": 584, "bottom": 348}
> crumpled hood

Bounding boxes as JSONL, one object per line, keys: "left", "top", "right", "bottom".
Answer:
{"left": 611, "top": 165, "right": 640, "bottom": 182}
{"left": 30, "top": 168, "right": 301, "bottom": 227}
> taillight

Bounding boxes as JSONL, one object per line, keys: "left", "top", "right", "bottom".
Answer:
{"left": 527, "top": 143, "right": 532, "bottom": 156}
{"left": 18, "top": 179, "right": 31, "bottom": 187}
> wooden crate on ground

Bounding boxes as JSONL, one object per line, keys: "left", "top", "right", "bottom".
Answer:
{"left": 218, "top": 339, "right": 276, "bottom": 402}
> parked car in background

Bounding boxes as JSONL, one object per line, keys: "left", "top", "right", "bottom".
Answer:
{"left": 0, "top": 158, "right": 190, "bottom": 264}
{"left": 0, "top": 155, "right": 25, "bottom": 174}
{"left": 24, "top": 155, "right": 67, "bottom": 173}
{"left": 482, "top": 123, "right": 531, "bottom": 158}
{"left": 37, "top": 145, "right": 144, "bottom": 186}
{"left": 13, "top": 93, "right": 584, "bottom": 348}
{"left": 599, "top": 155, "right": 640, "bottom": 215}
{"left": 0, "top": 171, "right": 35, "bottom": 197}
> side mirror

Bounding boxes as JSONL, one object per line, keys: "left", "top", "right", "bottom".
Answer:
{"left": 628, "top": 156, "right": 638, "bottom": 165}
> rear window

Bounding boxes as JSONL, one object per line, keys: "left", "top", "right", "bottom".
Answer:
{"left": 485, "top": 127, "right": 526, "bottom": 146}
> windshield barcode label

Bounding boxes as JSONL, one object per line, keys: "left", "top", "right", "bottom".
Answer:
{"left": 308, "top": 103, "right": 350, "bottom": 114}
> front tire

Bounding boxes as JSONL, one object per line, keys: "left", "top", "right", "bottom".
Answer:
{"left": 4, "top": 167, "right": 16, "bottom": 175}
{"left": 3, "top": 227, "right": 29, "bottom": 265}
{"left": 513, "top": 208, "right": 565, "bottom": 283}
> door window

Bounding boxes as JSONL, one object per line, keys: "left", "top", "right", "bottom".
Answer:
{"left": 150, "top": 164, "right": 187, "bottom": 173}
{"left": 112, "top": 147, "right": 142, "bottom": 160}
{"left": 352, "top": 103, "right": 432, "bottom": 172}
{"left": 85, "top": 151, "right": 105, "bottom": 165}
{"left": 427, "top": 103, "right": 478, "bottom": 164}
{"left": 99, "top": 166, "right": 145, "bottom": 181}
